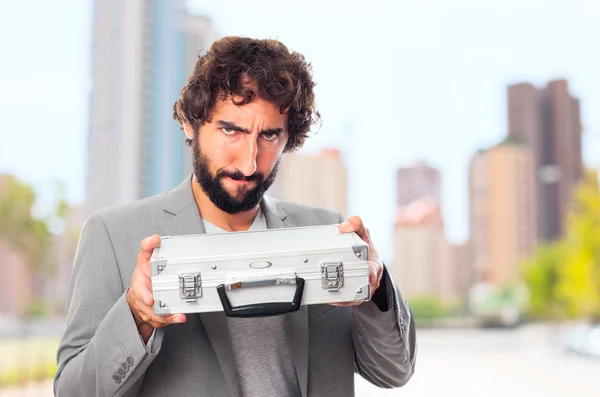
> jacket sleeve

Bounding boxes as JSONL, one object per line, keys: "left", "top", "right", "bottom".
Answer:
{"left": 54, "top": 214, "right": 165, "bottom": 397}
{"left": 352, "top": 267, "right": 417, "bottom": 388}
{"left": 335, "top": 212, "right": 417, "bottom": 388}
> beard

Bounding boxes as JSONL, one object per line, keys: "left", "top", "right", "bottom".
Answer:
{"left": 192, "top": 138, "right": 280, "bottom": 214}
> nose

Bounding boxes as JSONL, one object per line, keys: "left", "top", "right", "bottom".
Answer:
{"left": 236, "top": 137, "right": 258, "bottom": 177}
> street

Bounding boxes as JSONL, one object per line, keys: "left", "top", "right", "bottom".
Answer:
{"left": 357, "top": 324, "right": 600, "bottom": 396}
{"left": 2, "top": 324, "right": 599, "bottom": 396}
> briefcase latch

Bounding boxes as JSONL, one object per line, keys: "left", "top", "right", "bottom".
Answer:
{"left": 179, "top": 273, "right": 202, "bottom": 303}
{"left": 321, "top": 262, "right": 344, "bottom": 291}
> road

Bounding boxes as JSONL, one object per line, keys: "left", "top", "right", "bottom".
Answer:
{"left": 356, "top": 323, "right": 600, "bottom": 396}
{"left": 2, "top": 324, "right": 598, "bottom": 396}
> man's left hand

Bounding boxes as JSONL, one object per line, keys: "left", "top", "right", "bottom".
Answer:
{"left": 331, "top": 216, "right": 384, "bottom": 306}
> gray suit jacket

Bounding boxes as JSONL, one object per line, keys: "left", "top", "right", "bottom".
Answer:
{"left": 55, "top": 177, "right": 417, "bottom": 396}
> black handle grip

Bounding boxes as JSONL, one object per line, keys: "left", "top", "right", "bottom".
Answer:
{"left": 217, "top": 277, "right": 305, "bottom": 318}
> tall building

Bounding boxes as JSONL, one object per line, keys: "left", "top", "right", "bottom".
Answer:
{"left": 86, "top": 0, "right": 218, "bottom": 215}
{"left": 396, "top": 161, "right": 441, "bottom": 207}
{"left": 391, "top": 198, "right": 471, "bottom": 302}
{"left": 392, "top": 161, "right": 471, "bottom": 302}
{"left": 440, "top": 241, "right": 471, "bottom": 303}
{"left": 469, "top": 139, "right": 537, "bottom": 287}
{"left": 181, "top": 16, "right": 220, "bottom": 172}
{"left": 507, "top": 79, "right": 583, "bottom": 241}
{"left": 266, "top": 149, "right": 348, "bottom": 217}
{"left": 391, "top": 198, "right": 445, "bottom": 299}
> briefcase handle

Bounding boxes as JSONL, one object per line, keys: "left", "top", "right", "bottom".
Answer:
{"left": 217, "top": 275, "right": 305, "bottom": 318}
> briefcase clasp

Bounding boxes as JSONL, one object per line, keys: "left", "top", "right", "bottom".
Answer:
{"left": 179, "top": 273, "right": 202, "bottom": 302}
{"left": 321, "top": 262, "right": 344, "bottom": 291}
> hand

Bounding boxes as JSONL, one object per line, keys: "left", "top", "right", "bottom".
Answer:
{"left": 126, "top": 235, "right": 186, "bottom": 343}
{"left": 331, "top": 216, "right": 384, "bottom": 307}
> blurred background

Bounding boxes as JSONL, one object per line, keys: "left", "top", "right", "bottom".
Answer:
{"left": 1, "top": 0, "right": 599, "bottom": 396}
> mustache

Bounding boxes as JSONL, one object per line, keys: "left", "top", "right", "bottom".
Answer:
{"left": 216, "top": 169, "right": 264, "bottom": 182}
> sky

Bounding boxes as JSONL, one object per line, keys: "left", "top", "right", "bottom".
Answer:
{"left": 0, "top": 0, "right": 599, "bottom": 263}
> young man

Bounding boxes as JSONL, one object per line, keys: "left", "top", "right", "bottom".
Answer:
{"left": 55, "top": 36, "right": 416, "bottom": 397}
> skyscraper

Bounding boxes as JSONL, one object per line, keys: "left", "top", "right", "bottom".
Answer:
{"left": 86, "top": 0, "right": 218, "bottom": 215}
{"left": 392, "top": 161, "right": 471, "bottom": 302}
{"left": 469, "top": 139, "right": 537, "bottom": 287}
{"left": 396, "top": 161, "right": 441, "bottom": 208}
{"left": 391, "top": 198, "right": 445, "bottom": 300}
{"left": 181, "top": 16, "right": 220, "bottom": 173}
{"left": 266, "top": 149, "right": 348, "bottom": 217}
{"left": 507, "top": 79, "right": 583, "bottom": 241}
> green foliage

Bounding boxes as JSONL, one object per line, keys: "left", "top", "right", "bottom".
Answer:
{"left": 481, "top": 284, "right": 526, "bottom": 312}
{"left": 0, "top": 175, "right": 77, "bottom": 318}
{"left": 558, "top": 169, "right": 600, "bottom": 320}
{"left": 0, "top": 363, "right": 58, "bottom": 387}
{"left": 522, "top": 242, "right": 565, "bottom": 319}
{"left": 0, "top": 176, "right": 52, "bottom": 271}
{"left": 523, "top": 169, "right": 600, "bottom": 321}
{"left": 25, "top": 298, "right": 51, "bottom": 319}
{"left": 407, "top": 296, "right": 451, "bottom": 321}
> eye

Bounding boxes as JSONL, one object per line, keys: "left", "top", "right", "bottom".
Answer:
{"left": 261, "top": 131, "right": 279, "bottom": 141}
{"left": 221, "top": 128, "right": 237, "bottom": 136}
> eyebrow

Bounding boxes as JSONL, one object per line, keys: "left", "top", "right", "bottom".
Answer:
{"left": 216, "top": 120, "right": 284, "bottom": 136}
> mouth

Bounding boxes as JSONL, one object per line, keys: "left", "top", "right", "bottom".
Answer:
{"left": 225, "top": 176, "right": 255, "bottom": 186}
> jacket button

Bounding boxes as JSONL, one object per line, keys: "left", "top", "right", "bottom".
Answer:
{"left": 112, "top": 374, "right": 121, "bottom": 384}
{"left": 117, "top": 368, "right": 126, "bottom": 377}
{"left": 121, "top": 362, "right": 129, "bottom": 372}
{"left": 126, "top": 356, "right": 134, "bottom": 367}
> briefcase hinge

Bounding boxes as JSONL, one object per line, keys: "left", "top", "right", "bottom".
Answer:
{"left": 321, "top": 262, "right": 344, "bottom": 291}
{"left": 179, "top": 273, "right": 201, "bottom": 302}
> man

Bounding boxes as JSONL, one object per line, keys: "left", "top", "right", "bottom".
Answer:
{"left": 55, "top": 36, "right": 416, "bottom": 397}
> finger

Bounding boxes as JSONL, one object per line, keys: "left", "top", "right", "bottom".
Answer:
{"left": 138, "top": 234, "right": 161, "bottom": 263}
{"left": 338, "top": 221, "right": 353, "bottom": 233}
{"left": 133, "top": 276, "right": 154, "bottom": 306}
{"left": 338, "top": 216, "right": 368, "bottom": 239}
{"left": 328, "top": 302, "right": 361, "bottom": 307}
{"left": 136, "top": 295, "right": 187, "bottom": 327}
{"left": 162, "top": 314, "right": 186, "bottom": 325}
{"left": 146, "top": 313, "right": 187, "bottom": 328}
{"left": 377, "top": 262, "right": 384, "bottom": 284}
{"left": 346, "top": 216, "right": 368, "bottom": 241}
{"left": 369, "top": 261, "right": 378, "bottom": 285}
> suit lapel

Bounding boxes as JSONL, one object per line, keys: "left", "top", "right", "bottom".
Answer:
{"left": 159, "top": 179, "right": 309, "bottom": 397}
{"left": 158, "top": 177, "right": 241, "bottom": 396}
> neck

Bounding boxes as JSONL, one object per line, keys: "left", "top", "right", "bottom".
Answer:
{"left": 191, "top": 175, "right": 260, "bottom": 232}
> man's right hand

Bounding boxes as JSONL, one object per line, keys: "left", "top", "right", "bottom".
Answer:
{"left": 126, "top": 234, "right": 186, "bottom": 344}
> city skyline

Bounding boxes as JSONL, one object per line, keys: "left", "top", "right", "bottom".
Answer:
{"left": 1, "top": 3, "right": 600, "bottom": 394}
{"left": 1, "top": 0, "right": 600, "bottom": 263}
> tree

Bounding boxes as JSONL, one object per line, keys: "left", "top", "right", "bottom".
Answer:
{"left": 522, "top": 241, "right": 565, "bottom": 319}
{"left": 0, "top": 175, "right": 52, "bottom": 272}
{"left": 523, "top": 169, "right": 600, "bottom": 321}
{"left": 557, "top": 169, "right": 600, "bottom": 320}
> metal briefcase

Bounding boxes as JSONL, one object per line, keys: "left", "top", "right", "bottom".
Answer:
{"left": 150, "top": 224, "right": 371, "bottom": 317}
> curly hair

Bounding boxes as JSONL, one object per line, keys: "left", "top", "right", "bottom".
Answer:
{"left": 173, "top": 36, "right": 321, "bottom": 152}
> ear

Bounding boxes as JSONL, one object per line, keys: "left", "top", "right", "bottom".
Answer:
{"left": 183, "top": 123, "right": 194, "bottom": 141}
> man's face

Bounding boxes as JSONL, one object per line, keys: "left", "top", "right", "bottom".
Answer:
{"left": 188, "top": 95, "right": 288, "bottom": 214}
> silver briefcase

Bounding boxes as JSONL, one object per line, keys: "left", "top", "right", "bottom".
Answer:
{"left": 150, "top": 224, "right": 371, "bottom": 317}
